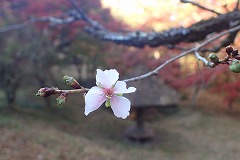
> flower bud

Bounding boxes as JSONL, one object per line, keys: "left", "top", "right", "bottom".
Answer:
{"left": 229, "top": 60, "right": 240, "bottom": 73}
{"left": 56, "top": 92, "right": 68, "bottom": 107}
{"left": 232, "top": 49, "right": 239, "bottom": 57}
{"left": 234, "top": 55, "right": 240, "bottom": 60}
{"left": 36, "top": 87, "right": 57, "bottom": 97}
{"left": 63, "top": 75, "right": 81, "bottom": 89}
{"left": 208, "top": 53, "right": 219, "bottom": 63}
{"left": 225, "top": 46, "right": 233, "bottom": 55}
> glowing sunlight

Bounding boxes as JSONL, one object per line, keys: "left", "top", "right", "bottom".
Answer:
{"left": 101, "top": 0, "right": 237, "bottom": 30}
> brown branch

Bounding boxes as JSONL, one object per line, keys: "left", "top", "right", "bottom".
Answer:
{"left": 180, "top": 0, "right": 221, "bottom": 15}
{"left": 85, "top": 11, "right": 240, "bottom": 48}
{"left": 36, "top": 87, "right": 89, "bottom": 98}
{"left": 235, "top": 0, "right": 240, "bottom": 11}
{"left": 0, "top": 2, "right": 239, "bottom": 49}
{"left": 166, "top": 44, "right": 190, "bottom": 51}
{"left": 123, "top": 25, "right": 240, "bottom": 83}
{"left": 68, "top": 0, "right": 239, "bottom": 48}
{"left": 54, "top": 88, "right": 89, "bottom": 94}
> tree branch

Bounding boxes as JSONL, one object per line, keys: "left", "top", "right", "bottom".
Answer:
{"left": 180, "top": 0, "right": 221, "bottom": 15}
{"left": 68, "top": 0, "right": 106, "bottom": 31}
{"left": 194, "top": 51, "right": 215, "bottom": 67}
{"left": 235, "top": 0, "right": 240, "bottom": 11}
{"left": 54, "top": 88, "right": 88, "bottom": 94}
{"left": 123, "top": 25, "right": 240, "bottom": 83}
{"left": 0, "top": 11, "right": 77, "bottom": 33}
{"left": 84, "top": 11, "right": 240, "bottom": 48}
{"left": 201, "top": 30, "right": 239, "bottom": 53}
{"left": 0, "top": 1, "right": 239, "bottom": 49}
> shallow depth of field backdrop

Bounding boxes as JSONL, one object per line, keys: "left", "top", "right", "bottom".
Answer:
{"left": 0, "top": 0, "right": 240, "bottom": 160}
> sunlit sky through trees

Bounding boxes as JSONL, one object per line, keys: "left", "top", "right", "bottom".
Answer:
{"left": 101, "top": 0, "right": 236, "bottom": 30}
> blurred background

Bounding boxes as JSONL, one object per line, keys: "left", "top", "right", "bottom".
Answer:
{"left": 0, "top": 0, "right": 240, "bottom": 159}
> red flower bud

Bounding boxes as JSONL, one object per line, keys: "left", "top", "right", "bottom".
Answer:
{"left": 232, "top": 49, "right": 239, "bottom": 57}
{"left": 225, "top": 46, "right": 233, "bottom": 55}
{"left": 36, "top": 87, "right": 57, "bottom": 97}
{"left": 234, "top": 55, "right": 240, "bottom": 60}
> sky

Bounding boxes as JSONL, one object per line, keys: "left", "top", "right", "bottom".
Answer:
{"left": 101, "top": 0, "right": 236, "bottom": 30}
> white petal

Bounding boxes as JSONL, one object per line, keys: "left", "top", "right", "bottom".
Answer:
{"left": 110, "top": 96, "right": 131, "bottom": 119}
{"left": 84, "top": 86, "right": 106, "bottom": 116}
{"left": 96, "top": 69, "right": 106, "bottom": 86}
{"left": 96, "top": 69, "right": 119, "bottom": 88}
{"left": 114, "top": 81, "right": 136, "bottom": 94}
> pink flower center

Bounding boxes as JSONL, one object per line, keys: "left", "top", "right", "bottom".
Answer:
{"left": 103, "top": 88, "right": 114, "bottom": 98}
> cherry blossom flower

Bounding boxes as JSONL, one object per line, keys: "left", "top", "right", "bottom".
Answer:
{"left": 84, "top": 69, "right": 136, "bottom": 119}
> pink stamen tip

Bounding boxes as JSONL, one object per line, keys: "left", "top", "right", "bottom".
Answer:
{"left": 103, "top": 88, "right": 114, "bottom": 98}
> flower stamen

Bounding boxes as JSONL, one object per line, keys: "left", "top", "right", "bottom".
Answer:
{"left": 104, "top": 88, "right": 114, "bottom": 98}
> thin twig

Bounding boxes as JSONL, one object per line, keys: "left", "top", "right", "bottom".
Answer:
{"left": 55, "top": 88, "right": 89, "bottom": 94}
{"left": 196, "top": 61, "right": 205, "bottom": 89}
{"left": 68, "top": 0, "right": 106, "bottom": 31}
{"left": 191, "top": 59, "right": 205, "bottom": 106}
{"left": 191, "top": 85, "right": 200, "bottom": 106}
{"left": 180, "top": 0, "right": 221, "bottom": 15}
{"left": 194, "top": 51, "right": 215, "bottom": 67}
{"left": 201, "top": 30, "right": 239, "bottom": 53}
{"left": 123, "top": 25, "right": 240, "bottom": 83}
{"left": 0, "top": 11, "right": 76, "bottom": 33}
{"left": 0, "top": 17, "right": 49, "bottom": 33}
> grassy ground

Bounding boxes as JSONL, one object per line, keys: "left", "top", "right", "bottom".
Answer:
{"left": 1, "top": 93, "right": 240, "bottom": 160}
